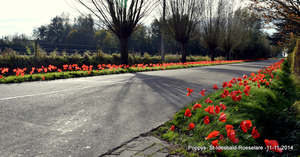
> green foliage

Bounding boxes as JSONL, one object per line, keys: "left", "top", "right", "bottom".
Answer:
{"left": 294, "top": 39, "right": 300, "bottom": 76}
{"left": 287, "top": 38, "right": 300, "bottom": 76}
{"left": 26, "top": 46, "right": 31, "bottom": 55}
{"left": 287, "top": 50, "right": 294, "bottom": 68}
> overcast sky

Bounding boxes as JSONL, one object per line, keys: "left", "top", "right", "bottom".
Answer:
{"left": 0, "top": 0, "right": 82, "bottom": 38}
{"left": 0, "top": 0, "right": 276, "bottom": 38}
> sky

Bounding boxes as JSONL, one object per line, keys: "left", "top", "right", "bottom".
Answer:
{"left": 0, "top": 0, "right": 82, "bottom": 38}
{"left": 0, "top": 0, "right": 277, "bottom": 38}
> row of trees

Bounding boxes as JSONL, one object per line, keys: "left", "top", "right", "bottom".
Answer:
{"left": 68, "top": 0, "right": 283, "bottom": 63}
{"left": 248, "top": 0, "right": 300, "bottom": 52}
{"left": 1, "top": 0, "right": 286, "bottom": 64}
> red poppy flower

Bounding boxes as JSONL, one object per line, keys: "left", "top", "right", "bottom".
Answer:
{"left": 257, "top": 83, "right": 261, "bottom": 89}
{"left": 221, "top": 93, "right": 226, "bottom": 98}
{"left": 222, "top": 89, "right": 229, "bottom": 97}
{"left": 227, "top": 130, "right": 239, "bottom": 144}
{"left": 213, "top": 84, "right": 219, "bottom": 90}
{"left": 184, "top": 109, "right": 192, "bottom": 117}
{"left": 237, "top": 95, "right": 242, "bottom": 101}
{"left": 244, "top": 85, "right": 251, "bottom": 96}
{"left": 188, "top": 123, "right": 195, "bottom": 130}
{"left": 231, "top": 78, "right": 237, "bottom": 84}
{"left": 212, "top": 139, "right": 218, "bottom": 147}
{"left": 238, "top": 81, "right": 243, "bottom": 86}
{"left": 264, "top": 139, "right": 283, "bottom": 153}
{"left": 205, "top": 131, "right": 220, "bottom": 140}
{"left": 228, "top": 83, "right": 232, "bottom": 88}
{"left": 251, "top": 72, "right": 255, "bottom": 77}
{"left": 199, "top": 89, "right": 207, "bottom": 96}
{"left": 205, "top": 97, "right": 213, "bottom": 103}
{"left": 0, "top": 75, "right": 2, "bottom": 78}
{"left": 42, "top": 76, "right": 45, "bottom": 80}
{"left": 230, "top": 91, "right": 237, "bottom": 97}
{"left": 225, "top": 125, "right": 234, "bottom": 131}
{"left": 219, "top": 102, "right": 227, "bottom": 110}
{"left": 237, "top": 77, "right": 242, "bottom": 81}
{"left": 204, "top": 116, "right": 210, "bottom": 124}
{"left": 212, "top": 140, "right": 222, "bottom": 152}
{"left": 231, "top": 95, "right": 239, "bottom": 101}
{"left": 37, "top": 68, "right": 43, "bottom": 73}
{"left": 186, "top": 88, "right": 193, "bottom": 96}
{"left": 219, "top": 134, "right": 224, "bottom": 140}
{"left": 240, "top": 121, "right": 247, "bottom": 133}
{"left": 222, "top": 82, "right": 227, "bottom": 88}
{"left": 276, "top": 76, "right": 279, "bottom": 79}
{"left": 219, "top": 113, "right": 226, "bottom": 122}
{"left": 244, "top": 80, "right": 248, "bottom": 86}
{"left": 170, "top": 125, "right": 175, "bottom": 131}
{"left": 243, "top": 74, "right": 248, "bottom": 79}
{"left": 204, "top": 105, "right": 215, "bottom": 115}
{"left": 252, "top": 127, "right": 260, "bottom": 139}
{"left": 215, "top": 105, "right": 220, "bottom": 114}
{"left": 240, "top": 120, "right": 252, "bottom": 132}
{"left": 266, "top": 82, "right": 269, "bottom": 86}
{"left": 245, "top": 120, "right": 252, "bottom": 129}
{"left": 192, "top": 103, "right": 202, "bottom": 110}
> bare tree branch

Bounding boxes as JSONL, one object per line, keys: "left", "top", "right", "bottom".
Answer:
{"left": 163, "top": 0, "right": 204, "bottom": 62}
{"left": 71, "top": 0, "right": 157, "bottom": 64}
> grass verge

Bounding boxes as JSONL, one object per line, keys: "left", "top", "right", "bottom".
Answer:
{"left": 150, "top": 59, "right": 300, "bottom": 157}
{"left": 0, "top": 59, "right": 260, "bottom": 84}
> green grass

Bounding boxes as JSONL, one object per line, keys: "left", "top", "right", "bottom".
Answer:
{"left": 151, "top": 59, "right": 300, "bottom": 157}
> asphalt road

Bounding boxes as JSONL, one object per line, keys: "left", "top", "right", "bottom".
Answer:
{"left": 0, "top": 59, "right": 281, "bottom": 157}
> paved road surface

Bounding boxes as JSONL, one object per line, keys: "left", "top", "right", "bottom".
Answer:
{"left": 0, "top": 59, "right": 280, "bottom": 157}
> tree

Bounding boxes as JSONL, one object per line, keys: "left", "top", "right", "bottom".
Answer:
{"left": 231, "top": 9, "right": 251, "bottom": 59}
{"left": 163, "top": 0, "right": 204, "bottom": 62}
{"left": 33, "top": 25, "right": 47, "bottom": 41}
{"left": 49, "top": 16, "right": 64, "bottom": 46}
{"left": 200, "top": 0, "right": 227, "bottom": 61}
{"left": 73, "top": 0, "right": 157, "bottom": 64}
{"left": 248, "top": 0, "right": 300, "bottom": 46}
{"left": 220, "top": 1, "right": 240, "bottom": 60}
{"left": 160, "top": 0, "right": 166, "bottom": 61}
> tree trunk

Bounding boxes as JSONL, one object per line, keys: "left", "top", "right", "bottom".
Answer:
{"left": 161, "top": 35, "right": 165, "bottom": 62}
{"left": 161, "top": 0, "right": 166, "bottom": 62}
{"left": 210, "top": 48, "right": 215, "bottom": 61}
{"left": 119, "top": 37, "right": 129, "bottom": 65}
{"left": 181, "top": 43, "right": 187, "bottom": 63}
{"left": 226, "top": 50, "right": 229, "bottom": 60}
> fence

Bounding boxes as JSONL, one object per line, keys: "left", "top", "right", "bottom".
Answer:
{"left": 0, "top": 39, "right": 119, "bottom": 55}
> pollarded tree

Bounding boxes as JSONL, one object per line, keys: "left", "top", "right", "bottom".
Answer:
{"left": 73, "top": 0, "right": 157, "bottom": 65}
{"left": 200, "top": 0, "right": 226, "bottom": 61}
{"left": 163, "top": 0, "right": 204, "bottom": 62}
{"left": 220, "top": 0, "right": 242, "bottom": 60}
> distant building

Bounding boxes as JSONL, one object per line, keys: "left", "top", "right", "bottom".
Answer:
{"left": 277, "top": 48, "right": 288, "bottom": 58}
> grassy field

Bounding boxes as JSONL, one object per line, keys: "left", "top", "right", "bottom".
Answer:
{"left": 150, "top": 59, "right": 300, "bottom": 157}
